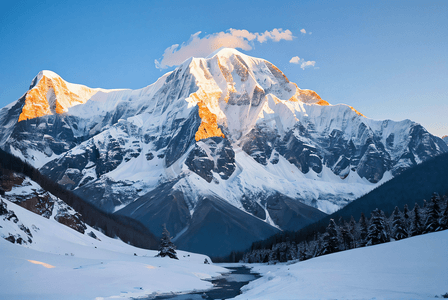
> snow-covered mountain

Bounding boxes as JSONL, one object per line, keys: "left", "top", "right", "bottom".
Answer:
{"left": 443, "top": 135, "right": 448, "bottom": 145}
{"left": 1, "top": 48, "right": 446, "bottom": 256}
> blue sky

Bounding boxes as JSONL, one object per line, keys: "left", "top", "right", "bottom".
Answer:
{"left": 1, "top": 0, "right": 447, "bottom": 136}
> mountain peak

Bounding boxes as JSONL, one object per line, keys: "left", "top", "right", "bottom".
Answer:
{"left": 37, "top": 70, "right": 62, "bottom": 80}
{"left": 18, "top": 71, "right": 99, "bottom": 122}
{"left": 183, "top": 48, "right": 332, "bottom": 140}
{"left": 206, "top": 47, "right": 244, "bottom": 59}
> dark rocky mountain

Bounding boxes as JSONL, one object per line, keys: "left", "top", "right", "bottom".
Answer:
{"left": 0, "top": 48, "right": 446, "bottom": 256}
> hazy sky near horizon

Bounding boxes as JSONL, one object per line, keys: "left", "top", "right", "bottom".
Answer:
{"left": 1, "top": 0, "right": 447, "bottom": 136}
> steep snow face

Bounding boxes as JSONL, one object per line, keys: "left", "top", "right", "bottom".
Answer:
{"left": 1, "top": 48, "right": 447, "bottom": 256}
{"left": 443, "top": 135, "right": 448, "bottom": 145}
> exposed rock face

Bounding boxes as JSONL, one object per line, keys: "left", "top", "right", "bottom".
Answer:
{"left": 0, "top": 169, "right": 87, "bottom": 234}
{"left": 54, "top": 207, "right": 87, "bottom": 234}
{"left": 0, "top": 170, "right": 55, "bottom": 218}
{"left": 0, "top": 48, "right": 447, "bottom": 256}
{"left": 0, "top": 199, "right": 33, "bottom": 244}
{"left": 186, "top": 137, "right": 236, "bottom": 182}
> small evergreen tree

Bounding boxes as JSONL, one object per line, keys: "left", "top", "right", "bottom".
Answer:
{"left": 421, "top": 199, "right": 428, "bottom": 222}
{"left": 268, "top": 246, "right": 278, "bottom": 263}
{"left": 366, "top": 208, "right": 389, "bottom": 246}
{"left": 320, "top": 219, "right": 339, "bottom": 255}
{"left": 348, "top": 216, "right": 358, "bottom": 249}
{"left": 440, "top": 196, "right": 448, "bottom": 230}
{"left": 410, "top": 203, "right": 423, "bottom": 236}
{"left": 423, "top": 193, "right": 441, "bottom": 233}
{"left": 359, "top": 212, "right": 368, "bottom": 246}
{"left": 312, "top": 234, "right": 323, "bottom": 258}
{"left": 402, "top": 204, "right": 411, "bottom": 237}
{"left": 286, "top": 242, "right": 297, "bottom": 261}
{"left": 339, "top": 222, "right": 352, "bottom": 250}
{"left": 391, "top": 206, "right": 407, "bottom": 240}
{"left": 156, "top": 225, "right": 178, "bottom": 259}
{"left": 298, "top": 242, "right": 308, "bottom": 261}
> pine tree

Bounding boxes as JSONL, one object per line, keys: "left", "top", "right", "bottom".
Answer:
{"left": 382, "top": 210, "right": 392, "bottom": 238}
{"left": 423, "top": 193, "right": 441, "bottom": 233}
{"left": 339, "top": 222, "right": 352, "bottom": 250}
{"left": 391, "top": 206, "right": 407, "bottom": 240}
{"left": 156, "top": 225, "right": 178, "bottom": 259}
{"left": 359, "top": 212, "right": 368, "bottom": 246}
{"left": 402, "top": 204, "right": 411, "bottom": 237}
{"left": 268, "top": 246, "right": 278, "bottom": 263}
{"left": 286, "top": 242, "right": 297, "bottom": 261}
{"left": 298, "top": 242, "right": 308, "bottom": 261}
{"left": 366, "top": 208, "right": 389, "bottom": 246}
{"left": 440, "top": 196, "right": 448, "bottom": 230}
{"left": 410, "top": 203, "right": 423, "bottom": 236}
{"left": 349, "top": 216, "right": 358, "bottom": 249}
{"left": 320, "top": 219, "right": 339, "bottom": 255}
{"left": 421, "top": 199, "right": 428, "bottom": 222}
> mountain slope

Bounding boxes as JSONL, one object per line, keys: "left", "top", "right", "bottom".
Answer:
{"left": 236, "top": 230, "right": 448, "bottom": 300}
{"left": 0, "top": 48, "right": 446, "bottom": 256}
{"left": 0, "top": 148, "right": 159, "bottom": 249}
{"left": 0, "top": 198, "right": 226, "bottom": 300}
{"left": 303, "top": 151, "right": 448, "bottom": 236}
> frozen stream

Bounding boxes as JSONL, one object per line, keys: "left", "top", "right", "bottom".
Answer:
{"left": 140, "top": 266, "right": 260, "bottom": 300}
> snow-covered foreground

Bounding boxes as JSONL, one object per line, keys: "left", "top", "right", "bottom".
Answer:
{"left": 0, "top": 199, "right": 227, "bottom": 300}
{"left": 235, "top": 230, "right": 448, "bottom": 300}
{"left": 3, "top": 196, "right": 447, "bottom": 300}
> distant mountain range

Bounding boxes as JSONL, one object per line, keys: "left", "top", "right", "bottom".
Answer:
{"left": 0, "top": 48, "right": 446, "bottom": 256}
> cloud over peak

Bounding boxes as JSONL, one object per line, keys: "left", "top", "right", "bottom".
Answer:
{"left": 155, "top": 28, "right": 294, "bottom": 69}
{"left": 289, "top": 56, "right": 316, "bottom": 70}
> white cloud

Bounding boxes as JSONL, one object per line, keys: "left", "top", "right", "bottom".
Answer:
{"left": 289, "top": 56, "right": 316, "bottom": 70}
{"left": 300, "top": 28, "right": 306, "bottom": 34}
{"left": 301, "top": 60, "right": 316, "bottom": 70}
{"left": 155, "top": 28, "right": 294, "bottom": 69}
{"left": 289, "top": 56, "right": 301, "bottom": 64}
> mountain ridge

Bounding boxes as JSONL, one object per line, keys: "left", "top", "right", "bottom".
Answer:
{"left": 0, "top": 48, "right": 446, "bottom": 256}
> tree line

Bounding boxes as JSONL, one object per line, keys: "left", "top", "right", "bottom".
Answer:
{"left": 242, "top": 193, "right": 448, "bottom": 263}
{"left": 0, "top": 148, "right": 158, "bottom": 249}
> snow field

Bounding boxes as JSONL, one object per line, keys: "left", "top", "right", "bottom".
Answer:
{"left": 0, "top": 199, "right": 227, "bottom": 300}
{"left": 234, "top": 230, "right": 448, "bottom": 300}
